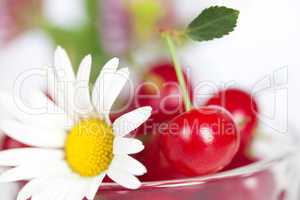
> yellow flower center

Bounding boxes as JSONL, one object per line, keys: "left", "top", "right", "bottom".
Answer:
{"left": 65, "top": 118, "right": 114, "bottom": 177}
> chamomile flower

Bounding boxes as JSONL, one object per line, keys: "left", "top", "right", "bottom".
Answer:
{"left": 0, "top": 47, "right": 152, "bottom": 200}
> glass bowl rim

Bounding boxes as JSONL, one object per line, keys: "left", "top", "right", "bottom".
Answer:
{"left": 101, "top": 126, "right": 300, "bottom": 190}
{"left": 101, "top": 145, "right": 298, "bottom": 190}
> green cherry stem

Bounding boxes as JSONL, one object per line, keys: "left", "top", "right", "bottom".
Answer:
{"left": 163, "top": 32, "right": 192, "bottom": 111}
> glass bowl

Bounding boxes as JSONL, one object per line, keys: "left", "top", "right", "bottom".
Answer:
{"left": 96, "top": 128, "right": 300, "bottom": 200}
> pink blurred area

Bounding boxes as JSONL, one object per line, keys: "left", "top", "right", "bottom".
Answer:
{"left": 100, "top": 0, "right": 176, "bottom": 55}
{"left": 0, "top": 0, "right": 42, "bottom": 45}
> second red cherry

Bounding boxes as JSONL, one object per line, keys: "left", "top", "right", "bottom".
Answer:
{"left": 205, "top": 89, "right": 259, "bottom": 154}
{"left": 160, "top": 106, "right": 240, "bottom": 176}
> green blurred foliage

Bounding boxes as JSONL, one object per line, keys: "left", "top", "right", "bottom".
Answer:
{"left": 40, "top": 0, "right": 176, "bottom": 85}
{"left": 129, "top": 0, "right": 164, "bottom": 41}
{"left": 41, "top": 0, "right": 108, "bottom": 84}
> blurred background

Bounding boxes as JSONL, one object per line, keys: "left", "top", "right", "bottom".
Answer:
{"left": 0, "top": 0, "right": 299, "bottom": 198}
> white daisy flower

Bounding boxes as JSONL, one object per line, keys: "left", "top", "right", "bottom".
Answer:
{"left": 0, "top": 47, "right": 152, "bottom": 200}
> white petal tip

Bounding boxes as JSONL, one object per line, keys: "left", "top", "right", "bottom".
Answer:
{"left": 110, "top": 57, "right": 119, "bottom": 64}
{"left": 135, "top": 141, "right": 145, "bottom": 153}
{"left": 144, "top": 106, "right": 152, "bottom": 111}
{"left": 142, "top": 106, "right": 152, "bottom": 116}
{"left": 142, "top": 167, "right": 147, "bottom": 175}
{"left": 54, "top": 46, "right": 67, "bottom": 62}
{"left": 55, "top": 46, "right": 64, "bottom": 53}
{"left": 137, "top": 168, "right": 147, "bottom": 176}
{"left": 132, "top": 139, "right": 144, "bottom": 149}
{"left": 79, "top": 54, "right": 92, "bottom": 70}
{"left": 102, "top": 57, "right": 120, "bottom": 72}
{"left": 84, "top": 54, "right": 92, "bottom": 62}
{"left": 107, "top": 57, "right": 119, "bottom": 69}
{"left": 113, "top": 138, "right": 145, "bottom": 155}
{"left": 127, "top": 181, "right": 142, "bottom": 190}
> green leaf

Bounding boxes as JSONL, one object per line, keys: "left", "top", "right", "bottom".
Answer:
{"left": 187, "top": 6, "right": 239, "bottom": 42}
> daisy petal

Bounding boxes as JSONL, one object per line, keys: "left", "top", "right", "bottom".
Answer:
{"left": 65, "top": 191, "right": 86, "bottom": 200}
{"left": 53, "top": 47, "right": 78, "bottom": 118}
{"left": 31, "top": 178, "right": 73, "bottom": 200}
{"left": 113, "top": 106, "right": 152, "bottom": 137}
{"left": 85, "top": 173, "right": 105, "bottom": 200}
{"left": 111, "top": 155, "right": 147, "bottom": 176}
{"left": 92, "top": 57, "right": 119, "bottom": 113}
{"left": 18, "top": 176, "right": 79, "bottom": 200}
{"left": 47, "top": 69, "right": 65, "bottom": 110}
{"left": 56, "top": 79, "right": 77, "bottom": 120}
{"left": 92, "top": 66, "right": 129, "bottom": 123}
{"left": 76, "top": 55, "right": 92, "bottom": 81}
{"left": 92, "top": 74, "right": 112, "bottom": 121}
{"left": 0, "top": 120, "right": 66, "bottom": 148}
{"left": 31, "top": 181, "right": 67, "bottom": 200}
{"left": 0, "top": 92, "right": 71, "bottom": 130}
{"left": 0, "top": 165, "right": 43, "bottom": 182}
{"left": 92, "top": 57, "right": 119, "bottom": 103}
{"left": 53, "top": 192, "right": 68, "bottom": 200}
{"left": 0, "top": 160, "right": 70, "bottom": 182}
{"left": 54, "top": 46, "right": 75, "bottom": 81}
{"left": 75, "top": 55, "right": 93, "bottom": 114}
{"left": 28, "top": 89, "right": 73, "bottom": 129}
{"left": 27, "top": 89, "right": 72, "bottom": 129}
{"left": 47, "top": 66, "right": 56, "bottom": 101}
{"left": 102, "top": 68, "right": 129, "bottom": 121}
{"left": 31, "top": 191, "right": 52, "bottom": 200}
{"left": 64, "top": 180, "right": 88, "bottom": 200}
{"left": 0, "top": 92, "right": 19, "bottom": 119}
{"left": 107, "top": 167, "right": 141, "bottom": 189}
{"left": 100, "top": 57, "right": 119, "bottom": 72}
{"left": 113, "top": 138, "right": 144, "bottom": 155}
{"left": 17, "top": 178, "right": 48, "bottom": 200}
{"left": 65, "top": 88, "right": 78, "bottom": 121}
{"left": 0, "top": 148, "right": 64, "bottom": 166}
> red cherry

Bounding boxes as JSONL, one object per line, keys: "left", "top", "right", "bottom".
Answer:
{"left": 135, "top": 134, "right": 184, "bottom": 182}
{"left": 135, "top": 61, "right": 193, "bottom": 123}
{"left": 205, "top": 89, "right": 258, "bottom": 154}
{"left": 161, "top": 106, "right": 240, "bottom": 176}
{"left": 223, "top": 153, "right": 258, "bottom": 171}
{"left": 2, "top": 136, "right": 28, "bottom": 149}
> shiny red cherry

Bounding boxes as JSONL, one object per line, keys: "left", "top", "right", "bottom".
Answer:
{"left": 135, "top": 134, "right": 184, "bottom": 182}
{"left": 134, "top": 61, "right": 193, "bottom": 123}
{"left": 161, "top": 106, "right": 240, "bottom": 176}
{"left": 223, "top": 153, "right": 257, "bottom": 171}
{"left": 205, "top": 89, "right": 258, "bottom": 154}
